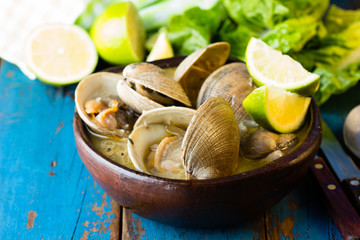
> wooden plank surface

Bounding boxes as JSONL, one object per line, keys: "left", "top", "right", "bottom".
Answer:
{"left": 0, "top": 61, "right": 120, "bottom": 239}
{"left": 121, "top": 176, "right": 343, "bottom": 240}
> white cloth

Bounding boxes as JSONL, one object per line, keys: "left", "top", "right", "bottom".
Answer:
{"left": 0, "top": 0, "right": 87, "bottom": 79}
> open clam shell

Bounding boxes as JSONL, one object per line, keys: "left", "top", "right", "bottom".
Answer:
{"left": 128, "top": 97, "right": 240, "bottom": 180}
{"left": 182, "top": 97, "right": 240, "bottom": 179}
{"left": 118, "top": 62, "right": 191, "bottom": 114}
{"left": 127, "top": 107, "right": 196, "bottom": 176}
{"left": 174, "top": 42, "right": 230, "bottom": 106}
{"left": 75, "top": 72, "right": 131, "bottom": 138}
{"left": 134, "top": 106, "right": 196, "bottom": 129}
{"left": 116, "top": 79, "right": 163, "bottom": 114}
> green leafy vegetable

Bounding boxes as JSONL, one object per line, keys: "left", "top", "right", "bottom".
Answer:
{"left": 223, "top": 0, "right": 289, "bottom": 29}
{"left": 325, "top": 5, "right": 360, "bottom": 34}
{"left": 314, "top": 62, "right": 360, "bottom": 104}
{"left": 219, "top": 0, "right": 329, "bottom": 59}
{"left": 261, "top": 16, "right": 320, "bottom": 53}
{"left": 278, "top": 0, "right": 329, "bottom": 20}
{"left": 219, "top": 20, "right": 260, "bottom": 61}
{"left": 294, "top": 12, "right": 360, "bottom": 104}
{"left": 167, "top": 3, "right": 227, "bottom": 55}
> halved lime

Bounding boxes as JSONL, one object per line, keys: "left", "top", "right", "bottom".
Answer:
{"left": 146, "top": 31, "right": 174, "bottom": 62}
{"left": 245, "top": 38, "right": 320, "bottom": 96}
{"left": 243, "top": 86, "right": 311, "bottom": 133}
{"left": 25, "top": 24, "right": 98, "bottom": 86}
{"left": 90, "top": 2, "right": 145, "bottom": 65}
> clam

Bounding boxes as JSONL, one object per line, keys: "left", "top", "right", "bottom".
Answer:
{"left": 75, "top": 72, "right": 137, "bottom": 138}
{"left": 127, "top": 107, "right": 196, "bottom": 179}
{"left": 133, "top": 106, "right": 196, "bottom": 129}
{"left": 117, "top": 62, "right": 191, "bottom": 114}
{"left": 197, "top": 62, "right": 255, "bottom": 124}
{"left": 174, "top": 42, "right": 230, "bottom": 106}
{"left": 182, "top": 97, "right": 240, "bottom": 179}
{"left": 240, "top": 130, "right": 298, "bottom": 160}
{"left": 128, "top": 97, "right": 240, "bottom": 180}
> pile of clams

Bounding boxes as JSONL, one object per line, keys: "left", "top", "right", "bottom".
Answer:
{"left": 75, "top": 42, "right": 300, "bottom": 180}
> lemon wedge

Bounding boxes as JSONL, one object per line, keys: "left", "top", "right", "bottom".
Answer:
{"left": 245, "top": 38, "right": 320, "bottom": 96}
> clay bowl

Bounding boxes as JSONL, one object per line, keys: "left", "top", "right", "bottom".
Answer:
{"left": 73, "top": 57, "right": 322, "bottom": 228}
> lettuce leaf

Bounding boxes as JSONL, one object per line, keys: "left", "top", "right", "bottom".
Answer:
{"left": 222, "top": 0, "right": 289, "bottom": 29}
{"left": 219, "top": 0, "right": 329, "bottom": 59}
{"left": 166, "top": 3, "right": 227, "bottom": 55}
{"left": 297, "top": 8, "right": 360, "bottom": 104}
{"left": 314, "top": 62, "right": 360, "bottom": 104}
{"left": 325, "top": 5, "right": 360, "bottom": 34}
{"left": 278, "top": 0, "right": 329, "bottom": 20}
{"left": 261, "top": 16, "right": 320, "bottom": 53}
{"left": 218, "top": 20, "right": 261, "bottom": 61}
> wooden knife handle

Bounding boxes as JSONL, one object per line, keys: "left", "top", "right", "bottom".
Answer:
{"left": 343, "top": 178, "right": 360, "bottom": 216}
{"left": 311, "top": 157, "right": 360, "bottom": 239}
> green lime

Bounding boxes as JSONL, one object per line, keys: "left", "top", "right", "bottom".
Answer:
{"left": 243, "top": 86, "right": 311, "bottom": 133}
{"left": 245, "top": 38, "right": 320, "bottom": 96}
{"left": 90, "top": 2, "right": 146, "bottom": 65}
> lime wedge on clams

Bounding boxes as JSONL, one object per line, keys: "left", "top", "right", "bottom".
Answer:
{"left": 243, "top": 86, "right": 311, "bottom": 133}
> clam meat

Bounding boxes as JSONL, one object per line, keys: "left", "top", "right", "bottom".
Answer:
{"left": 75, "top": 72, "right": 138, "bottom": 138}
{"left": 128, "top": 107, "right": 195, "bottom": 179}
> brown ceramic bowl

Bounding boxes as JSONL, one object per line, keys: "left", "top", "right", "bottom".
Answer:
{"left": 73, "top": 57, "right": 322, "bottom": 227}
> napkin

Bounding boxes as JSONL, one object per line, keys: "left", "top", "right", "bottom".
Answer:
{"left": 0, "top": 0, "right": 87, "bottom": 79}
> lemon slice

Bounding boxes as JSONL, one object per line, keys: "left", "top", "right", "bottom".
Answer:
{"left": 245, "top": 38, "right": 320, "bottom": 96}
{"left": 90, "top": 2, "right": 145, "bottom": 65}
{"left": 146, "top": 31, "right": 174, "bottom": 62}
{"left": 25, "top": 24, "right": 98, "bottom": 86}
{"left": 243, "top": 86, "right": 311, "bottom": 133}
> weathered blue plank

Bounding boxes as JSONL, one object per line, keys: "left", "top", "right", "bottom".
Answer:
{"left": 116, "top": 100, "right": 348, "bottom": 238}
{"left": 122, "top": 176, "right": 342, "bottom": 239}
{"left": 0, "top": 61, "right": 119, "bottom": 239}
{"left": 267, "top": 177, "right": 342, "bottom": 239}
{"left": 123, "top": 209, "right": 265, "bottom": 240}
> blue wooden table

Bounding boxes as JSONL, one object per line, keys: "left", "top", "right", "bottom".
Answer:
{"left": 2, "top": 0, "right": 360, "bottom": 238}
{"left": 2, "top": 55, "right": 359, "bottom": 239}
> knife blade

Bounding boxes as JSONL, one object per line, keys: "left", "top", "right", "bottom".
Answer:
{"left": 321, "top": 120, "right": 360, "bottom": 215}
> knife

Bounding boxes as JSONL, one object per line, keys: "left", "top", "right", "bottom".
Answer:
{"left": 311, "top": 156, "right": 360, "bottom": 238}
{"left": 321, "top": 120, "right": 360, "bottom": 215}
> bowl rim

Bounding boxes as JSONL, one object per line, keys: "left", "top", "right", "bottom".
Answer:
{"left": 73, "top": 56, "right": 322, "bottom": 186}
